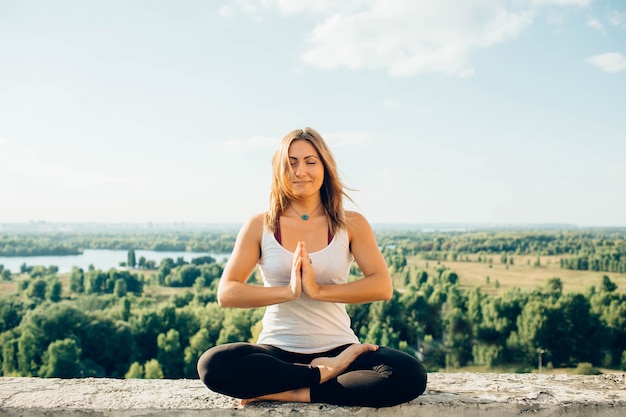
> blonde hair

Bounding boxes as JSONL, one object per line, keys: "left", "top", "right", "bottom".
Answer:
{"left": 264, "top": 127, "right": 352, "bottom": 235}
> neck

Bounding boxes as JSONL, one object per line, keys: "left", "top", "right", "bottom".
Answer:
{"left": 290, "top": 200, "right": 323, "bottom": 220}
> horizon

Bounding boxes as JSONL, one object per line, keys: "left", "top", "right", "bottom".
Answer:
{"left": 3, "top": 220, "right": 625, "bottom": 234}
{"left": 1, "top": 1, "right": 625, "bottom": 227}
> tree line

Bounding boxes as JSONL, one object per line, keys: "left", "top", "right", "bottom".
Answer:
{"left": 1, "top": 228, "right": 625, "bottom": 378}
{"left": 0, "top": 231, "right": 238, "bottom": 257}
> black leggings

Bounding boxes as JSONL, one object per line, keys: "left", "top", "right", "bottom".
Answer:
{"left": 197, "top": 342, "right": 427, "bottom": 407}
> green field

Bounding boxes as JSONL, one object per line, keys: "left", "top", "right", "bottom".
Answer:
{"left": 405, "top": 254, "right": 626, "bottom": 295}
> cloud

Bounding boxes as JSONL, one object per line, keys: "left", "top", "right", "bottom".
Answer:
{"left": 218, "top": 6, "right": 234, "bottom": 18}
{"left": 530, "top": 0, "right": 591, "bottom": 5}
{"left": 587, "top": 17, "right": 604, "bottom": 32}
{"left": 235, "top": 0, "right": 593, "bottom": 78}
{"left": 300, "top": 2, "right": 534, "bottom": 78}
{"left": 609, "top": 11, "right": 626, "bottom": 29}
{"left": 586, "top": 52, "right": 626, "bottom": 73}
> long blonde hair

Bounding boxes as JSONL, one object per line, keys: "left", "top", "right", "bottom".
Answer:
{"left": 264, "top": 127, "right": 352, "bottom": 235}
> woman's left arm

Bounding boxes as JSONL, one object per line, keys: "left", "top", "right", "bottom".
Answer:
{"left": 302, "top": 211, "right": 393, "bottom": 303}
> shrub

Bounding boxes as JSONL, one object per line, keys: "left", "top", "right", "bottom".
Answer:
{"left": 573, "top": 362, "right": 601, "bottom": 375}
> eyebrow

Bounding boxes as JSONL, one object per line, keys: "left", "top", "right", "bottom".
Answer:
{"left": 289, "top": 155, "right": 319, "bottom": 160}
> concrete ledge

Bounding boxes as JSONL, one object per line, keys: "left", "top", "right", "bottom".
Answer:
{"left": 1, "top": 373, "right": 625, "bottom": 417}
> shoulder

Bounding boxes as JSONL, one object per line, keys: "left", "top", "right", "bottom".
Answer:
{"left": 236, "top": 213, "right": 266, "bottom": 243}
{"left": 344, "top": 211, "right": 373, "bottom": 241}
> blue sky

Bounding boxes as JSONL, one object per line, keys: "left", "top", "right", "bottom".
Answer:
{"left": 1, "top": 0, "right": 625, "bottom": 227}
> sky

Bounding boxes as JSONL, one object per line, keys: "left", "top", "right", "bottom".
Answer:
{"left": 1, "top": 0, "right": 625, "bottom": 227}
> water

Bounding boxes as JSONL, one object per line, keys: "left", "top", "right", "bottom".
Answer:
{"left": 0, "top": 249, "right": 230, "bottom": 274}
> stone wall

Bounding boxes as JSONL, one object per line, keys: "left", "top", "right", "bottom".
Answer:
{"left": 1, "top": 372, "right": 625, "bottom": 417}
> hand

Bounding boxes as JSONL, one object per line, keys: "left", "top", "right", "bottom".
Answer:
{"left": 300, "top": 242, "right": 320, "bottom": 299}
{"left": 289, "top": 242, "right": 303, "bottom": 299}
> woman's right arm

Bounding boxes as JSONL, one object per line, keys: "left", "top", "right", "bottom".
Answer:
{"left": 217, "top": 214, "right": 300, "bottom": 308}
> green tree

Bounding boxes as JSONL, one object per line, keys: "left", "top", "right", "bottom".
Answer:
{"left": 125, "top": 362, "right": 144, "bottom": 379}
{"left": 144, "top": 359, "right": 164, "bottom": 379}
{"left": 114, "top": 279, "right": 128, "bottom": 297}
{"left": 600, "top": 275, "right": 617, "bottom": 293}
{"left": 69, "top": 267, "right": 84, "bottom": 293}
{"left": 1, "top": 332, "right": 19, "bottom": 376}
{"left": 184, "top": 328, "right": 210, "bottom": 377}
{"left": 27, "top": 278, "right": 47, "bottom": 300}
{"left": 39, "top": 338, "right": 82, "bottom": 378}
{"left": 157, "top": 329, "right": 184, "bottom": 378}
{"left": 127, "top": 249, "right": 136, "bottom": 268}
{"left": 1, "top": 269, "right": 11, "bottom": 281}
{"left": 46, "top": 278, "right": 62, "bottom": 302}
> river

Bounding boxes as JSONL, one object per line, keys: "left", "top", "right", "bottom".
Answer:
{"left": 0, "top": 249, "right": 230, "bottom": 274}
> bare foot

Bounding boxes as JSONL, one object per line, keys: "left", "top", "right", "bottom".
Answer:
{"left": 240, "top": 388, "right": 310, "bottom": 405}
{"left": 310, "top": 343, "right": 378, "bottom": 384}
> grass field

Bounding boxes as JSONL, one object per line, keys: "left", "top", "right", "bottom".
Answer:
{"left": 405, "top": 254, "right": 626, "bottom": 295}
{"left": 3, "top": 254, "right": 625, "bottom": 299}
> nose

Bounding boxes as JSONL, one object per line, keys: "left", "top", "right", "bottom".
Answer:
{"left": 294, "top": 163, "right": 305, "bottom": 177}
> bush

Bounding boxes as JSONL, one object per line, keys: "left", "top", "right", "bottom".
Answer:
{"left": 573, "top": 362, "right": 601, "bottom": 375}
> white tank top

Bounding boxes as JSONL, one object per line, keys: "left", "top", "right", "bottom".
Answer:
{"left": 256, "top": 227, "right": 360, "bottom": 353}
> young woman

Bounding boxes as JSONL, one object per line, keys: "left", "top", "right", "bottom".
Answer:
{"left": 197, "top": 128, "right": 427, "bottom": 407}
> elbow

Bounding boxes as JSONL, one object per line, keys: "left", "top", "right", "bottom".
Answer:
{"left": 216, "top": 282, "right": 232, "bottom": 308}
{"left": 217, "top": 288, "right": 235, "bottom": 308}
{"left": 217, "top": 294, "right": 233, "bottom": 308}
{"left": 380, "top": 276, "right": 394, "bottom": 301}
{"left": 381, "top": 286, "right": 394, "bottom": 301}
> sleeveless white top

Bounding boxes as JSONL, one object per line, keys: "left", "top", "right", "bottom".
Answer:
{"left": 256, "top": 227, "right": 360, "bottom": 353}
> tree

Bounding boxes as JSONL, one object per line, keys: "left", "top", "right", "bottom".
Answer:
{"left": 144, "top": 359, "right": 164, "bottom": 379}
{"left": 546, "top": 277, "right": 563, "bottom": 298}
{"left": 184, "top": 328, "right": 210, "bottom": 377}
{"left": 157, "top": 329, "right": 184, "bottom": 378}
{"left": 1, "top": 333, "right": 19, "bottom": 376}
{"left": 69, "top": 267, "right": 84, "bottom": 293}
{"left": 26, "top": 278, "right": 47, "bottom": 300}
{"left": 127, "top": 249, "right": 136, "bottom": 269}
{"left": 46, "top": 278, "right": 62, "bottom": 302}
{"left": 125, "top": 362, "right": 144, "bottom": 379}
{"left": 1, "top": 269, "right": 11, "bottom": 281}
{"left": 39, "top": 338, "right": 82, "bottom": 378}
{"left": 114, "top": 279, "right": 128, "bottom": 297}
{"left": 600, "top": 275, "right": 617, "bottom": 293}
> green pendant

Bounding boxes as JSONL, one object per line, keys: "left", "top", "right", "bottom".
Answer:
{"left": 301, "top": 214, "right": 309, "bottom": 220}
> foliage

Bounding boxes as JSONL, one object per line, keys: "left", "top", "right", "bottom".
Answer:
{"left": 1, "top": 228, "right": 625, "bottom": 379}
{"left": 573, "top": 362, "right": 601, "bottom": 375}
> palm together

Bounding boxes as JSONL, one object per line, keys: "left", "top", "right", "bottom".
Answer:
{"left": 290, "top": 241, "right": 319, "bottom": 299}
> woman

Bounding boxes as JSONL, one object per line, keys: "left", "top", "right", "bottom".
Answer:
{"left": 197, "top": 127, "right": 427, "bottom": 407}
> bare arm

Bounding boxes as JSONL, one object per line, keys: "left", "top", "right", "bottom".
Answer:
{"left": 217, "top": 214, "right": 301, "bottom": 308}
{"left": 302, "top": 211, "right": 393, "bottom": 304}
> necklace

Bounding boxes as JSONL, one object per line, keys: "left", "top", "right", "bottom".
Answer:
{"left": 291, "top": 201, "right": 322, "bottom": 220}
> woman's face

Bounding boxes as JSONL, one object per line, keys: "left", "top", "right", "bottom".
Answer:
{"left": 287, "top": 139, "right": 325, "bottom": 198}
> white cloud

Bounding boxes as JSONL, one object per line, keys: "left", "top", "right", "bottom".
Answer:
{"left": 587, "top": 17, "right": 604, "bottom": 32}
{"left": 300, "top": 2, "right": 534, "bottom": 77}
{"left": 530, "top": 0, "right": 591, "bottom": 5}
{"left": 609, "top": 11, "right": 626, "bottom": 29}
{"left": 235, "top": 0, "right": 593, "bottom": 78}
{"left": 586, "top": 52, "right": 626, "bottom": 73}
{"left": 218, "top": 6, "right": 234, "bottom": 18}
